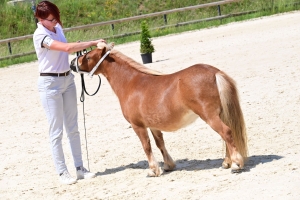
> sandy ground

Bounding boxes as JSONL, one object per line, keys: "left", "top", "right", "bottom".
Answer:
{"left": 0, "top": 11, "right": 300, "bottom": 200}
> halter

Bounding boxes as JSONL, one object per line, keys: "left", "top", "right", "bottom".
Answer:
{"left": 73, "top": 49, "right": 110, "bottom": 101}
{"left": 74, "top": 54, "right": 89, "bottom": 75}
{"left": 74, "top": 50, "right": 111, "bottom": 78}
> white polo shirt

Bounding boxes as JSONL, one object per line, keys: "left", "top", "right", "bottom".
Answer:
{"left": 33, "top": 23, "right": 69, "bottom": 73}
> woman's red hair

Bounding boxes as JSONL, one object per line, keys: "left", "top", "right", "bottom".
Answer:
{"left": 34, "top": 1, "right": 63, "bottom": 27}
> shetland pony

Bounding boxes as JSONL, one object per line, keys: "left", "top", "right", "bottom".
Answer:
{"left": 70, "top": 42, "right": 248, "bottom": 176}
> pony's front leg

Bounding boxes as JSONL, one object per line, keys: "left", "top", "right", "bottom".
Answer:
{"left": 150, "top": 129, "right": 175, "bottom": 171}
{"left": 132, "top": 125, "right": 161, "bottom": 177}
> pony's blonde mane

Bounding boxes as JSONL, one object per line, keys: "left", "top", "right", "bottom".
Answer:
{"left": 111, "top": 49, "right": 164, "bottom": 76}
{"left": 97, "top": 41, "right": 164, "bottom": 75}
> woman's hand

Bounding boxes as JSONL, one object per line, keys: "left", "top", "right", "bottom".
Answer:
{"left": 93, "top": 39, "right": 106, "bottom": 46}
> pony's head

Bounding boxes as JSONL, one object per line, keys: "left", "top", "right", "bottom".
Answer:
{"left": 70, "top": 42, "right": 114, "bottom": 76}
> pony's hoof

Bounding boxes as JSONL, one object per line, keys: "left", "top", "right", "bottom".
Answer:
{"left": 147, "top": 171, "right": 156, "bottom": 177}
{"left": 231, "top": 163, "right": 243, "bottom": 173}
{"left": 147, "top": 167, "right": 162, "bottom": 177}
{"left": 231, "top": 163, "right": 240, "bottom": 170}
{"left": 222, "top": 162, "right": 231, "bottom": 169}
{"left": 164, "top": 163, "right": 176, "bottom": 172}
{"left": 222, "top": 157, "right": 232, "bottom": 169}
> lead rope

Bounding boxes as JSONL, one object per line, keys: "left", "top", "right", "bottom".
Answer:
{"left": 76, "top": 50, "right": 102, "bottom": 171}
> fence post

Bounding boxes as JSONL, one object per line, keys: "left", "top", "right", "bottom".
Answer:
{"left": 163, "top": 14, "right": 168, "bottom": 25}
{"left": 217, "top": 5, "right": 222, "bottom": 24}
{"left": 8, "top": 42, "right": 12, "bottom": 55}
{"left": 217, "top": 5, "right": 221, "bottom": 15}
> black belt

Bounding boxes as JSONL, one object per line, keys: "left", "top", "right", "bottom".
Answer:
{"left": 40, "top": 70, "right": 70, "bottom": 77}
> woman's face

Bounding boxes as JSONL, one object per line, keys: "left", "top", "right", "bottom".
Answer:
{"left": 41, "top": 14, "right": 58, "bottom": 31}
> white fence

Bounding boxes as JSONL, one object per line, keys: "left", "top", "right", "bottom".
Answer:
{"left": 0, "top": 0, "right": 242, "bottom": 61}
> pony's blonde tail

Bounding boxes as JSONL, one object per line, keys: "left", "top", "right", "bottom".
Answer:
{"left": 215, "top": 71, "right": 248, "bottom": 159}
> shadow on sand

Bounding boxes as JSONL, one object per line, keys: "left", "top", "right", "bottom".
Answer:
{"left": 95, "top": 154, "right": 283, "bottom": 176}
{"left": 170, "top": 154, "right": 283, "bottom": 173}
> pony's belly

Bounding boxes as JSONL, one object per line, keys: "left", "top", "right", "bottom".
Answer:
{"left": 160, "top": 110, "right": 198, "bottom": 132}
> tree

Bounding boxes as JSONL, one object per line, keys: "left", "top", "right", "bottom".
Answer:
{"left": 140, "top": 20, "right": 155, "bottom": 54}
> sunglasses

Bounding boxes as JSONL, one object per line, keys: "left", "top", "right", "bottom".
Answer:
{"left": 43, "top": 18, "right": 57, "bottom": 23}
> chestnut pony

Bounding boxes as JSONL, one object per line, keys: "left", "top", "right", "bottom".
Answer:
{"left": 70, "top": 42, "right": 248, "bottom": 176}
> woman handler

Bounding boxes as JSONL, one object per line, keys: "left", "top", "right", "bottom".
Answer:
{"left": 33, "top": 1, "right": 105, "bottom": 185}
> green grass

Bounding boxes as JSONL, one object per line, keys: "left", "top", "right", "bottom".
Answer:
{"left": 0, "top": 0, "right": 299, "bottom": 67}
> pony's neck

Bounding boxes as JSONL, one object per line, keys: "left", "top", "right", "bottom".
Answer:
{"left": 102, "top": 52, "right": 143, "bottom": 98}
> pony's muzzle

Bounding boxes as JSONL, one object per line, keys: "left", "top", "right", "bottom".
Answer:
{"left": 70, "top": 58, "right": 77, "bottom": 73}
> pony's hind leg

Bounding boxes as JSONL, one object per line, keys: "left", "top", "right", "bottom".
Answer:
{"left": 222, "top": 145, "right": 232, "bottom": 169}
{"left": 131, "top": 125, "right": 161, "bottom": 177}
{"left": 207, "top": 116, "right": 244, "bottom": 171}
{"left": 150, "top": 129, "right": 176, "bottom": 171}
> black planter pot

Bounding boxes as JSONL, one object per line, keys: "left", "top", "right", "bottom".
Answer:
{"left": 141, "top": 53, "right": 152, "bottom": 64}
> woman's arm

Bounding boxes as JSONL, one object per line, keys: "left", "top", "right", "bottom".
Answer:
{"left": 48, "top": 39, "right": 106, "bottom": 53}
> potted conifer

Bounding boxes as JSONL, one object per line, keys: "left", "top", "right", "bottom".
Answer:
{"left": 140, "top": 20, "right": 155, "bottom": 64}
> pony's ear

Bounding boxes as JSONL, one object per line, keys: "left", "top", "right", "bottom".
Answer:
{"left": 97, "top": 42, "right": 106, "bottom": 49}
{"left": 107, "top": 42, "right": 115, "bottom": 50}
